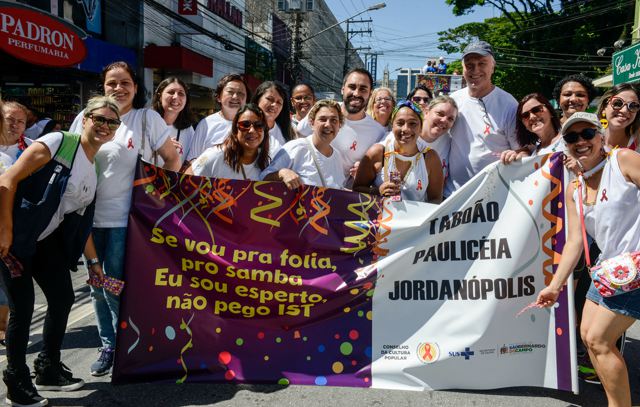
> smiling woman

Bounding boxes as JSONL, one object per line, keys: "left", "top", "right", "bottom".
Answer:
{"left": 260, "top": 99, "right": 347, "bottom": 189}
{"left": 597, "top": 83, "right": 640, "bottom": 152}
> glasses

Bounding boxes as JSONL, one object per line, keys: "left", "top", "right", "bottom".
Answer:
{"left": 292, "top": 95, "right": 313, "bottom": 102}
{"left": 521, "top": 104, "right": 545, "bottom": 120}
{"left": 609, "top": 97, "right": 640, "bottom": 113}
{"left": 88, "top": 114, "right": 120, "bottom": 130}
{"left": 411, "top": 96, "right": 431, "bottom": 104}
{"left": 237, "top": 120, "right": 265, "bottom": 131}
{"left": 375, "top": 96, "right": 393, "bottom": 103}
{"left": 563, "top": 127, "right": 599, "bottom": 144}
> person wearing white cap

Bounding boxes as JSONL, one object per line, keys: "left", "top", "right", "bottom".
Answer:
{"left": 436, "top": 57, "right": 447, "bottom": 74}
{"left": 537, "top": 111, "right": 640, "bottom": 407}
{"left": 445, "top": 40, "right": 520, "bottom": 197}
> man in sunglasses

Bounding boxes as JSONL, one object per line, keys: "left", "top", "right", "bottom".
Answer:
{"left": 296, "top": 68, "right": 386, "bottom": 187}
{"left": 445, "top": 40, "right": 520, "bottom": 197}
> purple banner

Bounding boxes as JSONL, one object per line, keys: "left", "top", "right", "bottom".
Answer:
{"left": 112, "top": 160, "right": 382, "bottom": 386}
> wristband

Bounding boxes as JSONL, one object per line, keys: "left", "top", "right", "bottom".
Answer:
{"left": 87, "top": 257, "right": 100, "bottom": 267}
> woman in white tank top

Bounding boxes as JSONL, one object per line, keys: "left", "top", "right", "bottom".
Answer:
{"left": 353, "top": 100, "right": 443, "bottom": 203}
{"left": 536, "top": 112, "right": 640, "bottom": 407}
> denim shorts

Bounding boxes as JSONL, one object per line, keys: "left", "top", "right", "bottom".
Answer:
{"left": 586, "top": 281, "right": 640, "bottom": 320}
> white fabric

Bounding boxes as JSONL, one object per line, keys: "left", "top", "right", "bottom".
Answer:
{"left": 373, "top": 138, "right": 430, "bottom": 202}
{"left": 296, "top": 115, "right": 313, "bottom": 137}
{"left": 536, "top": 137, "right": 566, "bottom": 156}
{"left": 186, "top": 112, "right": 232, "bottom": 161}
{"left": 268, "top": 124, "right": 287, "bottom": 158}
{"left": 69, "top": 108, "right": 171, "bottom": 227}
{"left": 445, "top": 86, "right": 518, "bottom": 196}
{"left": 424, "top": 134, "right": 451, "bottom": 179}
{"left": 191, "top": 145, "right": 261, "bottom": 181}
{"left": 155, "top": 124, "right": 195, "bottom": 167}
{"left": 332, "top": 114, "right": 386, "bottom": 176}
{"left": 24, "top": 118, "right": 51, "bottom": 139}
{"left": 260, "top": 138, "right": 347, "bottom": 189}
{"left": 577, "top": 149, "right": 640, "bottom": 261}
{"left": 36, "top": 132, "right": 97, "bottom": 240}
{"left": 0, "top": 138, "right": 32, "bottom": 174}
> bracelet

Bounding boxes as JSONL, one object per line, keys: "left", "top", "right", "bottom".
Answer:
{"left": 87, "top": 257, "right": 100, "bottom": 267}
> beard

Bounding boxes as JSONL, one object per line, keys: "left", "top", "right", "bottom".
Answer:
{"left": 344, "top": 95, "right": 366, "bottom": 114}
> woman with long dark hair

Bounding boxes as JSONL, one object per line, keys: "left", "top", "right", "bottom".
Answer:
{"left": 187, "top": 104, "right": 269, "bottom": 181}
{"left": 597, "top": 83, "right": 640, "bottom": 152}
{"left": 251, "top": 81, "right": 296, "bottom": 157}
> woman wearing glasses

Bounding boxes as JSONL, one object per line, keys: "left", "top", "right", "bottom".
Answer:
{"left": 536, "top": 112, "right": 640, "bottom": 407}
{"left": 0, "top": 96, "right": 119, "bottom": 406}
{"left": 261, "top": 99, "right": 347, "bottom": 190}
{"left": 187, "top": 104, "right": 269, "bottom": 181}
{"left": 407, "top": 84, "right": 434, "bottom": 113}
{"left": 598, "top": 83, "right": 640, "bottom": 152}
{"left": 290, "top": 83, "right": 316, "bottom": 128}
{"left": 353, "top": 100, "right": 443, "bottom": 203}
{"left": 366, "top": 87, "right": 396, "bottom": 129}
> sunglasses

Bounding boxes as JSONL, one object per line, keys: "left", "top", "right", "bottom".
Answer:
{"left": 521, "top": 104, "right": 545, "bottom": 120}
{"left": 411, "top": 96, "right": 431, "bottom": 104}
{"left": 88, "top": 114, "right": 121, "bottom": 130}
{"left": 562, "top": 127, "right": 599, "bottom": 144}
{"left": 237, "top": 120, "right": 265, "bottom": 131}
{"left": 609, "top": 97, "right": 640, "bottom": 113}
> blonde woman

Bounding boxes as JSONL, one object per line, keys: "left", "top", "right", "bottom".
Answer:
{"left": 366, "top": 87, "right": 395, "bottom": 129}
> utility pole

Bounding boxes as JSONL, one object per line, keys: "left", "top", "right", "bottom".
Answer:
{"left": 343, "top": 18, "right": 372, "bottom": 76}
{"left": 363, "top": 52, "right": 382, "bottom": 85}
{"left": 291, "top": 11, "right": 304, "bottom": 83}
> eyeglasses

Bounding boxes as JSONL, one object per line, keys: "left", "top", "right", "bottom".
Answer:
{"left": 292, "top": 95, "right": 314, "bottom": 102}
{"left": 411, "top": 96, "right": 431, "bottom": 104}
{"left": 521, "top": 104, "right": 545, "bottom": 120}
{"left": 375, "top": 96, "right": 393, "bottom": 103}
{"left": 87, "top": 114, "right": 121, "bottom": 130}
{"left": 563, "top": 127, "right": 599, "bottom": 144}
{"left": 609, "top": 97, "right": 640, "bottom": 113}
{"left": 237, "top": 120, "right": 266, "bottom": 131}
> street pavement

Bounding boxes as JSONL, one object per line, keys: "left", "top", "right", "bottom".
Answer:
{"left": 1, "top": 267, "right": 639, "bottom": 407}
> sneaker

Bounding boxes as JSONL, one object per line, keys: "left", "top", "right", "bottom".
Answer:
{"left": 3, "top": 368, "right": 48, "bottom": 406}
{"left": 578, "top": 364, "right": 601, "bottom": 385}
{"left": 36, "top": 362, "right": 84, "bottom": 391}
{"left": 90, "top": 347, "right": 114, "bottom": 377}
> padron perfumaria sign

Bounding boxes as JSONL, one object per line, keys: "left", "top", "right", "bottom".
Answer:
{"left": 0, "top": 1, "right": 87, "bottom": 67}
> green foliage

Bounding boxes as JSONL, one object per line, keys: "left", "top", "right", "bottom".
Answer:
{"left": 440, "top": 0, "right": 634, "bottom": 99}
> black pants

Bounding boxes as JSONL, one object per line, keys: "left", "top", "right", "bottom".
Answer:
{"left": 0, "top": 228, "right": 75, "bottom": 371}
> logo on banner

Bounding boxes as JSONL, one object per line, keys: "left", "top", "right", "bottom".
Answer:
{"left": 416, "top": 342, "right": 439, "bottom": 364}
{"left": 448, "top": 347, "right": 475, "bottom": 360}
{"left": 0, "top": 2, "right": 87, "bottom": 67}
{"left": 498, "top": 343, "right": 546, "bottom": 356}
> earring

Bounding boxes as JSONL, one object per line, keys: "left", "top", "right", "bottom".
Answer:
{"left": 600, "top": 111, "right": 608, "bottom": 129}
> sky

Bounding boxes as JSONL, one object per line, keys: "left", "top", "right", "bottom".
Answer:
{"left": 322, "top": 0, "right": 498, "bottom": 79}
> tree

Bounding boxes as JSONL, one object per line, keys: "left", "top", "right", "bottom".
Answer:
{"left": 440, "top": 0, "right": 633, "bottom": 98}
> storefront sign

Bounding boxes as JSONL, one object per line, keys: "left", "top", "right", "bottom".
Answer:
{"left": 0, "top": 1, "right": 87, "bottom": 67}
{"left": 178, "top": 0, "right": 198, "bottom": 15}
{"left": 613, "top": 42, "right": 640, "bottom": 85}
{"left": 207, "top": 0, "right": 242, "bottom": 28}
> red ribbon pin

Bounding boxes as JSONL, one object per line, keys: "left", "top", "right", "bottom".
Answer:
{"left": 127, "top": 138, "right": 134, "bottom": 149}
{"left": 601, "top": 188, "right": 608, "bottom": 202}
{"left": 350, "top": 141, "right": 357, "bottom": 151}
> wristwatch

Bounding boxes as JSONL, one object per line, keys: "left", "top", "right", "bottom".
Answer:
{"left": 87, "top": 258, "right": 100, "bottom": 267}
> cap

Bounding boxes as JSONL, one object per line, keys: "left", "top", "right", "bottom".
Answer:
{"left": 560, "top": 112, "right": 602, "bottom": 136}
{"left": 462, "top": 41, "right": 494, "bottom": 59}
{"left": 439, "top": 56, "right": 445, "bottom": 61}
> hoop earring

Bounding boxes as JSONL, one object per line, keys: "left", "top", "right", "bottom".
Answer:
{"left": 600, "top": 111, "right": 608, "bottom": 129}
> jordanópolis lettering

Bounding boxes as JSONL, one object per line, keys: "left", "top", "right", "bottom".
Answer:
{"left": 388, "top": 276, "right": 536, "bottom": 301}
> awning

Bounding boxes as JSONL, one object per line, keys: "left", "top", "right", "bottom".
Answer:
{"left": 593, "top": 74, "right": 613, "bottom": 88}
{"left": 143, "top": 45, "right": 213, "bottom": 77}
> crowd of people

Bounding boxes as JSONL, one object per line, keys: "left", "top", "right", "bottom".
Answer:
{"left": 0, "top": 39, "right": 639, "bottom": 406}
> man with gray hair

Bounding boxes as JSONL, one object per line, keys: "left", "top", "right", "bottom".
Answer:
{"left": 445, "top": 40, "right": 519, "bottom": 197}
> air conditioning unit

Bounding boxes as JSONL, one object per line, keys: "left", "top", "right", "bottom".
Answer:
{"left": 277, "top": 0, "right": 314, "bottom": 12}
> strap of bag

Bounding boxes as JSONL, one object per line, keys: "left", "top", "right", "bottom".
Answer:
{"left": 576, "top": 177, "right": 592, "bottom": 268}
{"left": 139, "top": 108, "right": 158, "bottom": 166}
{"left": 305, "top": 137, "right": 327, "bottom": 188}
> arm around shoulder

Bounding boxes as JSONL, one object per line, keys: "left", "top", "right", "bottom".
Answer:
{"left": 353, "top": 144, "right": 384, "bottom": 194}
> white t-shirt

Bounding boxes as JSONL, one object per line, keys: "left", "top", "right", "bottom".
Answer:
{"left": 296, "top": 115, "right": 313, "bottom": 137}
{"left": 36, "top": 132, "right": 96, "bottom": 240}
{"left": 187, "top": 112, "right": 232, "bottom": 161}
{"left": 332, "top": 114, "right": 386, "bottom": 176}
{"left": 70, "top": 108, "right": 171, "bottom": 227}
{"left": 0, "top": 138, "right": 32, "bottom": 175}
{"left": 536, "top": 137, "right": 566, "bottom": 156}
{"left": 155, "top": 124, "right": 195, "bottom": 167}
{"left": 268, "top": 124, "right": 287, "bottom": 158}
{"left": 445, "top": 86, "right": 518, "bottom": 196}
{"left": 424, "top": 133, "right": 451, "bottom": 179}
{"left": 260, "top": 138, "right": 347, "bottom": 189}
{"left": 191, "top": 145, "right": 261, "bottom": 181}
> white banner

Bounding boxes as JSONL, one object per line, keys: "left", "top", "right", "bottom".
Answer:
{"left": 371, "top": 153, "right": 577, "bottom": 393}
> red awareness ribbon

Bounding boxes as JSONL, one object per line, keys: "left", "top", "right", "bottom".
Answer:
{"left": 417, "top": 180, "right": 423, "bottom": 190}
{"left": 350, "top": 141, "right": 357, "bottom": 151}
{"left": 484, "top": 125, "right": 491, "bottom": 135}
{"left": 127, "top": 138, "right": 134, "bottom": 149}
{"left": 600, "top": 188, "right": 608, "bottom": 202}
